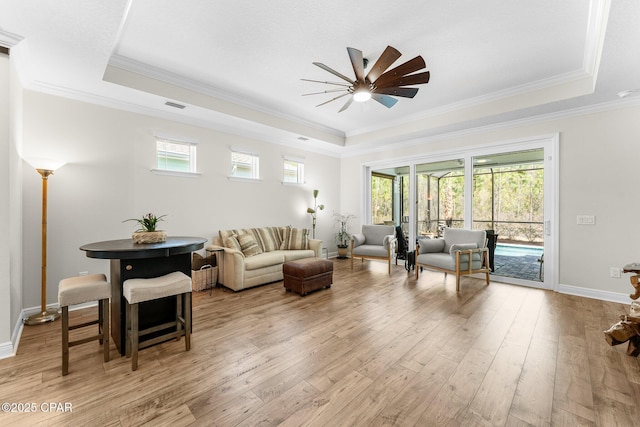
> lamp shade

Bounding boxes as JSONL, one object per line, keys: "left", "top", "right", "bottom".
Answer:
{"left": 24, "top": 157, "right": 66, "bottom": 172}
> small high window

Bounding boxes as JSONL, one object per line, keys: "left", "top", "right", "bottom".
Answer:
{"left": 156, "top": 137, "right": 197, "bottom": 173}
{"left": 283, "top": 157, "right": 305, "bottom": 184}
{"left": 231, "top": 149, "right": 260, "bottom": 179}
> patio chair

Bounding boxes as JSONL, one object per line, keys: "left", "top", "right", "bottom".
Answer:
{"left": 415, "top": 227, "right": 490, "bottom": 292}
{"left": 350, "top": 224, "right": 397, "bottom": 275}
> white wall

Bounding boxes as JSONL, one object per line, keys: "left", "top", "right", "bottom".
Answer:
{"left": 0, "top": 53, "right": 11, "bottom": 348}
{"left": 20, "top": 91, "right": 341, "bottom": 310}
{"left": 341, "top": 105, "right": 640, "bottom": 300}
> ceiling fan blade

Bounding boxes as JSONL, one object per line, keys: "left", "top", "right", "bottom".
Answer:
{"left": 347, "top": 47, "right": 365, "bottom": 82}
{"left": 365, "top": 45, "right": 402, "bottom": 83}
{"left": 373, "top": 56, "right": 426, "bottom": 87}
{"left": 374, "top": 87, "right": 419, "bottom": 98}
{"left": 371, "top": 93, "right": 398, "bottom": 109}
{"left": 338, "top": 97, "right": 354, "bottom": 113}
{"left": 313, "top": 62, "right": 354, "bottom": 84}
{"left": 315, "top": 92, "right": 350, "bottom": 107}
{"left": 301, "top": 78, "right": 351, "bottom": 87}
{"left": 374, "top": 71, "right": 430, "bottom": 89}
{"left": 302, "top": 88, "right": 349, "bottom": 96}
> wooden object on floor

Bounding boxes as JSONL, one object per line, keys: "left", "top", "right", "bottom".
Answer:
{"left": 58, "top": 273, "right": 110, "bottom": 376}
{"left": 283, "top": 257, "right": 333, "bottom": 296}
{"left": 123, "top": 271, "right": 193, "bottom": 371}
{"left": 603, "top": 264, "right": 640, "bottom": 356}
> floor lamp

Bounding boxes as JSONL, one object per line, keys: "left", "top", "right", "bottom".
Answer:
{"left": 25, "top": 159, "right": 65, "bottom": 326}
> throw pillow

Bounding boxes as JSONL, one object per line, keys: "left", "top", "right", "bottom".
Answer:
{"left": 224, "top": 235, "right": 242, "bottom": 252}
{"left": 238, "top": 233, "right": 262, "bottom": 257}
{"left": 286, "top": 228, "right": 309, "bottom": 250}
{"left": 280, "top": 226, "right": 291, "bottom": 250}
{"left": 255, "top": 227, "right": 282, "bottom": 252}
{"left": 449, "top": 243, "right": 477, "bottom": 254}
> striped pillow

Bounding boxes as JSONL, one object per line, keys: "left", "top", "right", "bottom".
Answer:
{"left": 284, "top": 228, "right": 309, "bottom": 250}
{"left": 224, "top": 235, "right": 242, "bottom": 251}
{"left": 238, "top": 233, "right": 262, "bottom": 257}
{"left": 254, "top": 227, "right": 282, "bottom": 252}
{"left": 280, "top": 226, "right": 291, "bottom": 250}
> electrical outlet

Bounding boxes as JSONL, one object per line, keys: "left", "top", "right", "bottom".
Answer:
{"left": 79, "top": 271, "right": 88, "bottom": 276}
{"left": 610, "top": 267, "right": 621, "bottom": 278}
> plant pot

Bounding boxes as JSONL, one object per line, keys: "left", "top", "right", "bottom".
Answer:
{"left": 132, "top": 230, "right": 167, "bottom": 244}
{"left": 337, "top": 246, "right": 349, "bottom": 259}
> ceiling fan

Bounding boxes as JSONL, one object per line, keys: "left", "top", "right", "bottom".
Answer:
{"left": 302, "top": 45, "right": 430, "bottom": 112}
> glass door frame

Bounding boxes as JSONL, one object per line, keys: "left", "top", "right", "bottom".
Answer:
{"left": 362, "top": 134, "right": 558, "bottom": 290}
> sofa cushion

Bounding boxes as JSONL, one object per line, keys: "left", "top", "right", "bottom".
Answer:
{"left": 417, "top": 252, "right": 483, "bottom": 271}
{"left": 279, "top": 226, "right": 291, "bottom": 250}
{"left": 244, "top": 252, "right": 285, "bottom": 270}
{"left": 238, "top": 233, "right": 262, "bottom": 257}
{"left": 279, "top": 249, "right": 316, "bottom": 262}
{"left": 282, "top": 227, "right": 309, "bottom": 250}
{"left": 224, "top": 235, "right": 242, "bottom": 251}
{"left": 254, "top": 227, "right": 282, "bottom": 252}
{"left": 352, "top": 244, "right": 389, "bottom": 257}
{"left": 362, "top": 224, "right": 395, "bottom": 246}
{"left": 442, "top": 228, "right": 486, "bottom": 253}
{"left": 418, "top": 238, "right": 445, "bottom": 254}
{"left": 449, "top": 243, "right": 477, "bottom": 253}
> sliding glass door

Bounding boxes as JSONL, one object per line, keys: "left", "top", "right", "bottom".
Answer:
{"left": 365, "top": 136, "right": 557, "bottom": 290}
{"left": 415, "top": 158, "right": 465, "bottom": 236}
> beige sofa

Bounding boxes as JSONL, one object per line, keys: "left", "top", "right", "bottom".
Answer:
{"left": 207, "top": 226, "right": 322, "bottom": 291}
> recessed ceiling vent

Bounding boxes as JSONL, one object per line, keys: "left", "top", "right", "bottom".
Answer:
{"left": 297, "top": 136, "right": 309, "bottom": 141}
{"left": 165, "top": 101, "right": 186, "bottom": 109}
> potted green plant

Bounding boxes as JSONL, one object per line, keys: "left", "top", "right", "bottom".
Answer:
{"left": 333, "top": 212, "right": 355, "bottom": 258}
{"left": 123, "top": 213, "right": 167, "bottom": 244}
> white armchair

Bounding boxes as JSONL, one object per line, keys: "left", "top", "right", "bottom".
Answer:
{"left": 350, "top": 224, "right": 398, "bottom": 275}
{"left": 415, "top": 227, "right": 490, "bottom": 292}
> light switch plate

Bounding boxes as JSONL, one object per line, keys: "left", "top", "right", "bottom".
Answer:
{"left": 577, "top": 215, "right": 595, "bottom": 225}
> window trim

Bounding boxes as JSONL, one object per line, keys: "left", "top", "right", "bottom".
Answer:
{"left": 229, "top": 147, "right": 261, "bottom": 181}
{"left": 154, "top": 135, "right": 198, "bottom": 174}
{"left": 282, "top": 155, "right": 305, "bottom": 184}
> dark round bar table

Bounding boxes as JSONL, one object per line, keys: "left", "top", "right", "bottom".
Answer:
{"left": 80, "top": 236, "right": 207, "bottom": 355}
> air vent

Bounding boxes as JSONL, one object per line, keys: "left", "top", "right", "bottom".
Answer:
{"left": 297, "top": 136, "right": 309, "bottom": 141}
{"left": 165, "top": 101, "right": 186, "bottom": 109}
{"left": 0, "top": 46, "right": 9, "bottom": 56}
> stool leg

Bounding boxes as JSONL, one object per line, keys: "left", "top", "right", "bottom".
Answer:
{"left": 125, "top": 301, "right": 131, "bottom": 358}
{"left": 131, "top": 303, "right": 139, "bottom": 371}
{"left": 61, "top": 306, "right": 69, "bottom": 376}
{"left": 184, "top": 292, "right": 191, "bottom": 351}
{"left": 101, "top": 298, "right": 110, "bottom": 363}
{"left": 176, "top": 294, "right": 183, "bottom": 342}
{"left": 98, "top": 302, "right": 103, "bottom": 345}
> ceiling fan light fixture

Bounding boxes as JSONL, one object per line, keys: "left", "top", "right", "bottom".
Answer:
{"left": 353, "top": 87, "right": 372, "bottom": 103}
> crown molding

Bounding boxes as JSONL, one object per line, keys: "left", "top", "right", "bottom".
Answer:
{"left": 347, "top": 69, "right": 593, "bottom": 139}
{"left": 0, "top": 28, "right": 24, "bottom": 48}
{"left": 26, "top": 80, "right": 344, "bottom": 158}
{"left": 340, "top": 96, "right": 640, "bottom": 158}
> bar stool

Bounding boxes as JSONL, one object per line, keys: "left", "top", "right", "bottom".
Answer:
{"left": 123, "top": 271, "right": 192, "bottom": 371}
{"left": 58, "top": 273, "right": 110, "bottom": 376}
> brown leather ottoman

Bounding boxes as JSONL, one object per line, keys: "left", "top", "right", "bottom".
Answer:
{"left": 283, "top": 257, "right": 333, "bottom": 296}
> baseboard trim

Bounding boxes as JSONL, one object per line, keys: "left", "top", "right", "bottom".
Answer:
{"left": 0, "top": 301, "right": 98, "bottom": 360}
{"left": 558, "top": 283, "right": 631, "bottom": 304}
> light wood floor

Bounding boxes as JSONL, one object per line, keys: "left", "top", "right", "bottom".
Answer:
{"left": 2, "top": 259, "right": 640, "bottom": 426}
